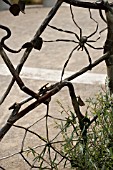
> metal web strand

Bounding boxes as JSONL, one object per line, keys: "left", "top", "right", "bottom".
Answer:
{"left": 12, "top": 106, "right": 71, "bottom": 169}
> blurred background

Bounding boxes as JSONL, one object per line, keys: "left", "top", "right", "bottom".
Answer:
{"left": 11, "top": 0, "right": 57, "bottom": 6}
{"left": 0, "top": 0, "right": 57, "bottom": 10}
{"left": 11, "top": 0, "right": 42, "bottom": 5}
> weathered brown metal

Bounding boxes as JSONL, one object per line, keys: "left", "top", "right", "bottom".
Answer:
{"left": 104, "top": 8, "right": 113, "bottom": 94}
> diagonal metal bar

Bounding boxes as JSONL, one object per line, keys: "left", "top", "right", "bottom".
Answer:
{"left": 0, "top": 0, "right": 63, "bottom": 104}
{"left": 0, "top": 44, "right": 39, "bottom": 99}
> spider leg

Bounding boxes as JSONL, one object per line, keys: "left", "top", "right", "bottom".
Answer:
{"left": 84, "top": 46, "right": 92, "bottom": 68}
{"left": 61, "top": 44, "right": 79, "bottom": 81}
{"left": 70, "top": 5, "right": 82, "bottom": 39}
{"left": 86, "top": 36, "right": 101, "bottom": 44}
{"left": 87, "top": 39, "right": 100, "bottom": 43}
{"left": 88, "top": 27, "right": 107, "bottom": 45}
{"left": 86, "top": 42, "right": 103, "bottom": 50}
{"left": 77, "top": 45, "right": 82, "bottom": 51}
{"left": 95, "top": 0, "right": 107, "bottom": 23}
{"left": 87, "top": 9, "right": 98, "bottom": 39}
{"left": 0, "top": 45, "right": 39, "bottom": 99}
{"left": 87, "top": 40, "right": 98, "bottom": 43}
{"left": 99, "top": 27, "right": 107, "bottom": 34}
{"left": 44, "top": 39, "right": 78, "bottom": 43}
{"left": 99, "top": 9, "right": 107, "bottom": 23}
{"left": 48, "top": 24, "right": 79, "bottom": 40}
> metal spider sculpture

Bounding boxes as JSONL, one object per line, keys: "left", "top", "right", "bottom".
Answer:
{"left": 45, "top": 6, "right": 103, "bottom": 80}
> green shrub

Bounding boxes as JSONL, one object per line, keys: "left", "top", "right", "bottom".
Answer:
{"left": 57, "top": 88, "right": 113, "bottom": 169}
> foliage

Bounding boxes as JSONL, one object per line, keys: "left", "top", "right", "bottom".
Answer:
{"left": 55, "top": 88, "right": 113, "bottom": 169}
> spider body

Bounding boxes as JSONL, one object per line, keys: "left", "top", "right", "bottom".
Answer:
{"left": 78, "top": 36, "right": 88, "bottom": 51}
